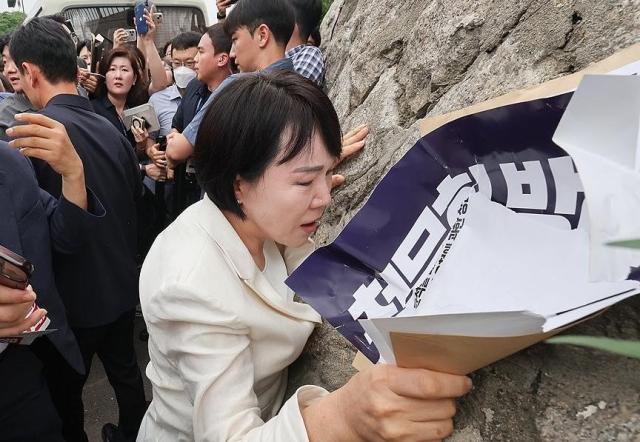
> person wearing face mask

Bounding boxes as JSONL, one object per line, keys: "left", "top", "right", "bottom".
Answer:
{"left": 159, "top": 24, "right": 233, "bottom": 219}
{"left": 148, "top": 32, "right": 201, "bottom": 138}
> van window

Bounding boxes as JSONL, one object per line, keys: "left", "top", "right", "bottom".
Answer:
{"left": 62, "top": 6, "right": 205, "bottom": 48}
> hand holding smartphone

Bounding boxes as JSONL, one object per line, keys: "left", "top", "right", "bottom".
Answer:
{"left": 0, "top": 245, "right": 49, "bottom": 340}
{"left": 0, "top": 244, "right": 33, "bottom": 290}
{"left": 135, "top": 0, "right": 149, "bottom": 35}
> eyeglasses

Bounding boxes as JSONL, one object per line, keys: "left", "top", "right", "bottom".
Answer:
{"left": 171, "top": 60, "right": 196, "bottom": 69}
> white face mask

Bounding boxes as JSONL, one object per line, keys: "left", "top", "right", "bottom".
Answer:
{"left": 174, "top": 66, "right": 197, "bottom": 89}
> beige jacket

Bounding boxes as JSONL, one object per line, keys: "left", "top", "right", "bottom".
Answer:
{"left": 137, "top": 196, "right": 326, "bottom": 441}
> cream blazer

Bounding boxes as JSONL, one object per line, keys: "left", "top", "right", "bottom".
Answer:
{"left": 136, "top": 196, "right": 326, "bottom": 441}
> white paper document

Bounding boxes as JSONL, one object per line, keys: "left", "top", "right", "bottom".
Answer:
{"left": 360, "top": 191, "right": 640, "bottom": 365}
{"left": 553, "top": 75, "right": 640, "bottom": 282}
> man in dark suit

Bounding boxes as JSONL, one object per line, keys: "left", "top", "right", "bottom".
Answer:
{"left": 0, "top": 113, "right": 104, "bottom": 441}
{"left": 9, "top": 18, "right": 147, "bottom": 442}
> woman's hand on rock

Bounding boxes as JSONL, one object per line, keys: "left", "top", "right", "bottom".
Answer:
{"left": 330, "top": 124, "right": 369, "bottom": 190}
{"left": 302, "top": 364, "right": 472, "bottom": 442}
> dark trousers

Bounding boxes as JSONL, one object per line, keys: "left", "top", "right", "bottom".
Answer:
{"left": 0, "top": 346, "right": 65, "bottom": 442}
{"left": 38, "top": 310, "right": 147, "bottom": 442}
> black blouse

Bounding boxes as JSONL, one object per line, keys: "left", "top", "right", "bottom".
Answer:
{"left": 91, "top": 95, "right": 137, "bottom": 149}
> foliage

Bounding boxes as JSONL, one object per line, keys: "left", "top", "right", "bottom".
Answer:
{"left": 322, "top": 0, "right": 334, "bottom": 18}
{"left": 0, "top": 11, "right": 25, "bottom": 36}
{"left": 607, "top": 239, "right": 640, "bottom": 249}
{"left": 547, "top": 335, "right": 640, "bottom": 359}
{"left": 546, "top": 238, "right": 640, "bottom": 359}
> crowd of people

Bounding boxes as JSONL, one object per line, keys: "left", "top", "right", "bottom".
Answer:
{"left": 0, "top": 1, "right": 472, "bottom": 441}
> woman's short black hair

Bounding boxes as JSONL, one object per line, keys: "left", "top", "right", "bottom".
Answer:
{"left": 194, "top": 70, "right": 342, "bottom": 219}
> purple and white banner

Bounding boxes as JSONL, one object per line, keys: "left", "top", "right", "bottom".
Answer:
{"left": 286, "top": 87, "right": 640, "bottom": 364}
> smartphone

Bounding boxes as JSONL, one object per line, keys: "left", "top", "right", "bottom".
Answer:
{"left": 153, "top": 12, "right": 163, "bottom": 25}
{"left": 124, "top": 28, "right": 138, "bottom": 43}
{"left": 0, "top": 244, "right": 34, "bottom": 290}
{"left": 135, "top": 0, "right": 148, "bottom": 35}
{"left": 90, "top": 33, "right": 104, "bottom": 74}
{"left": 156, "top": 135, "right": 167, "bottom": 152}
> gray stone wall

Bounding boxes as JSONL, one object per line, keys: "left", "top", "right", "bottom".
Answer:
{"left": 288, "top": 0, "right": 640, "bottom": 440}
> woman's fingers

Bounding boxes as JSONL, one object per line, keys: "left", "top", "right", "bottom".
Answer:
{"left": 339, "top": 124, "right": 368, "bottom": 164}
{"left": 371, "top": 395, "right": 457, "bottom": 423}
{"left": 380, "top": 418, "right": 455, "bottom": 442}
{"left": 341, "top": 139, "right": 365, "bottom": 159}
{"left": 381, "top": 366, "right": 472, "bottom": 400}
{"left": 331, "top": 174, "right": 345, "bottom": 189}
{"left": 343, "top": 124, "right": 368, "bottom": 144}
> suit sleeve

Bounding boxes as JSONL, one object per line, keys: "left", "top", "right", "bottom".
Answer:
{"left": 41, "top": 187, "right": 106, "bottom": 255}
{"left": 145, "top": 279, "right": 326, "bottom": 442}
{"left": 1, "top": 143, "right": 104, "bottom": 255}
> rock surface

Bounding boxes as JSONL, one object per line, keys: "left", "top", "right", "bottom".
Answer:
{"left": 287, "top": 0, "right": 640, "bottom": 440}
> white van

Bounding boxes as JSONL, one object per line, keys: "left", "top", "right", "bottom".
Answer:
{"left": 26, "top": 0, "right": 214, "bottom": 48}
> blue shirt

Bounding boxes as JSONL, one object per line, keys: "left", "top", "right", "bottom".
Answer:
{"left": 149, "top": 84, "right": 182, "bottom": 137}
{"left": 182, "top": 57, "right": 295, "bottom": 146}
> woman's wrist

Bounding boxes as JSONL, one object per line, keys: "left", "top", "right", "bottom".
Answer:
{"left": 301, "top": 389, "right": 356, "bottom": 442}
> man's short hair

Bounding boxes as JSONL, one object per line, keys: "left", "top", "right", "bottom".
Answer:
{"left": 223, "top": 0, "right": 295, "bottom": 48}
{"left": 206, "top": 23, "right": 232, "bottom": 54}
{"left": 287, "top": 0, "right": 322, "bottom": 41}
{"left": 172, "top": 31, "right": 202, "bottom": 53}
{"left": 10, "top": 17, "right": 77, "bottom": 84}
{"left": 194, "top": 71, "right": 342, "bottom": 219}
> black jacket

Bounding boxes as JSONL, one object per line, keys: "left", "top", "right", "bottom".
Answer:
{"left": 31, "top": 94, "right": 142, "bottom": 328}
{"left": 0, "top": 144, "right": 104, "bottom": 372}
{"left": 172, "top": 78, "right": 211, "bottom": 132}
{"left": 90, "top": 95, "right": 138, "bottom": 149}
